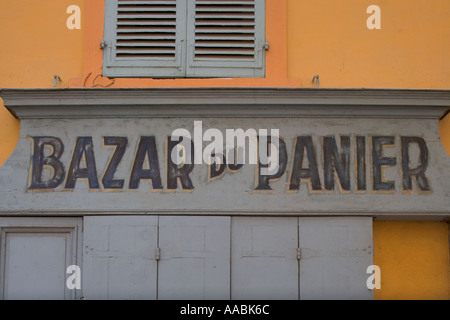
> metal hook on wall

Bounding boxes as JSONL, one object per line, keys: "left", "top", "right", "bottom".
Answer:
{"left": 312, "top": 75, "right": 320, "bottom": 87}
{"left": 53, "top": 75, "right": 62, "bottom": 87}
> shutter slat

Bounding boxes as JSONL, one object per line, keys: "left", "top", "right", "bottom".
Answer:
{"left": 195, "top": 52, "right": 254, "bottom": 57}
{"left": 117, "top": 29, "right": 175, "bottom": 32}
{"left": 194, "top": 1, "right": 255, "bottom": 4}
{"left": 195, "top": 29, "right": 255, "bottom": 34}
{"left": 195, "top": 35, "right": 255, "bottom": 41}
{"left": 117, "top": 20, "right": 176, "bottom": 28}
{"left": 195, "top": 42, "right": 254, "bottom": 48}
{"left": 196, "top": 8, "right": 255, "bottom": 13}
{"left": 118, "top": 9, "right": 176, "bottom": 14}
{"left": 118, "top": 1, "right": 177, "bottom": 4}
{"left": 117, "top": 35, "right": 177, "bottom": 40}
{"left": 118, "top": 14, "right": 176, "bottom": 18}
{"left": 116, "top": 40, "right": 176, "bottom": 44}
{"left": 195, "top": 22, "right": 255, "bottom": 26}
{"left": 195, "top": 14, "right": 255, "bottom": 19}
{"left": 117, "top": 50, "right": 176, "bottom": 54}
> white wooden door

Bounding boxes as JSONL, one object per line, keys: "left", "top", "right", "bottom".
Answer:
{"left": 298, "top": 217, "right": 374, "bottom": 300}
{"left": 0, "top": 217, "right": 82, "bottom": 300}
{"left": 158, "top": 216, "right": 230, "bottom": 300}
{"left": 82, "top": 216, "right": 159, "bottom": 299}
{"left": 231, "top": 217, "right": 299, "bottom": 300}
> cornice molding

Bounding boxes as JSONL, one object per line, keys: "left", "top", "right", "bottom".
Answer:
{"left": 1, "top": 87, "right": 449, "bottom": 119}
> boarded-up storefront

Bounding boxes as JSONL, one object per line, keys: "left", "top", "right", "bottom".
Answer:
{"left": 0, "top": 88, "right": 448, "bottom": 299}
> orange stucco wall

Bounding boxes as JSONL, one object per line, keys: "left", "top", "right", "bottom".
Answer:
{"left": 0, "top": 0, "right": 449, "bottom": 300}
{"left": 287, "top": 0, "right": 450, "bottom": 89}
{"left": 373, "top": 222, "right": 449, "bottom": 300}
{"left": 0, "top": 0, "right": 85, "bottom": 165}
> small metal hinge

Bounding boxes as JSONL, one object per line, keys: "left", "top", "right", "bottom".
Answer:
{"left": 296, "top": 248, "right": 302, "bottom": 260}
{"left": 263, "top": 41, "right": 269, "bottom": 51}
{"left": 100, "top": 39, "right": 107, "bottom": 49}
{"left": 155, "top": 248, "right": 161, "bottom": 261}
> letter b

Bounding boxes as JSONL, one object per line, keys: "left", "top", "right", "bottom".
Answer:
{"left": 28, "top": 136, "right": 65, "bottom": 190}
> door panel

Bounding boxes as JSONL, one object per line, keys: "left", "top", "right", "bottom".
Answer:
{"left": 298, "top": 217, "right": 374, "bottom": 300}
{"left": 231, "top": 217, "right": 299, "bottom": 300}
{"left": 0, "top": 217, "right": 81, "bottom": 300}
{"left": 158, "top": 216, "right": 230, "bottom": 300}
{"left": 0, "top": 215, "right": 375, "bottom": 300}
{"left": 82, "top": 216, "right": 158, "bottom": 300}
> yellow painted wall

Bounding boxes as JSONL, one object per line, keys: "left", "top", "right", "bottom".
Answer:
{"left": 0, "top": 0, "right": 85, "bottom": 166}
{"left": 0, "top": 0, "right": 84, "bottom": 166}
{"left": 287, "top": 0, "right": 450, "bottom": 89}
{"left": 0, "top": 0, "right": 449, "bottom": 300}
{"left": 0, "top": 0, "right": 84, "bottom": 88}
{"left": 373, "top": 222, "right": 449, "bottom": 300}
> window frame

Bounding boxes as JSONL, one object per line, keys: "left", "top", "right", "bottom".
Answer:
{"left": 102, "top": 0, "right": 266, "bottom": 79}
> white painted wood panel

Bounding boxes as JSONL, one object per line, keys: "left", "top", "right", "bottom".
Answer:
{"left": 0, "top": 217, "right": 81, "bottom": 300}
{"left": 3, "top": 233, "right": 67, "bottom": 299}
{"left": 298, "top": 217, "right": 374, "bottom": 300}
{"left": 82, "top": 216, "right": 158, "bottom": 300}
{"left": 158, "top": 216, "right": 230, "bottom": 300}
{"left": 231, "top": 217, "right": 299, "bottom": 300}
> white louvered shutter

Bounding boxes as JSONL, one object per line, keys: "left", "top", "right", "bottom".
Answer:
{"left": 186, "top": 0, "right": 266, "bottom": 77}
{"left": 103, "top": 0, "right": 266, "bottom": 78}
{"left": 103, "top": 0, "right": 187, "bottom": 77}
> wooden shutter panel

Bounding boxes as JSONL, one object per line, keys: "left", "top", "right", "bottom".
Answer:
{"left": 103, "top": 0, "right": 266, "bottom": 78}
{"left": 82, "top": 216, "right": 159, "bottom": 299}
{"left": 298, "top": 217, "right": 374, "bottom": 300}
{"left": 103, "top": 0, "right": 186, "bottom": 77}
{"left": 186, "top": 0, "right": 266, "bottom": 77}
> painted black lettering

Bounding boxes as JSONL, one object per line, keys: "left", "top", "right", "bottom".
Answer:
{"left": 356, "top": 136, "right": 366, "bottom": 191}
{"left": 102, "top": 137, "right": 128, "bottom": 189}
{"left": 255, "top": 136, "right": 287, "bottom": 191}
{"left": 323, "top": 136, "right": 350, "bottom": 191}
{"left": 129, "top": 136, "right": 163, "bottom": 190}
{"left": 167, "top": 136, "right": 194, "bottom": 190}
{"left": 65, "top": 137, "right": 100, "bottom": 189}
{"left": 372, "top": 136, "right": 396, "bottom": 191}
{"left": 401, "top": 136, "right": 430, "bottom": 191}
{"left": 209, "top": 153, "right": 226, "bottom": 180}
{"left": 227, "top": 147, "right": 244, "bottom": 172}
{"left": 289, "top": 136, "right": 321, "bottom": 191}
{"left": 28, "top": 136, "right": 65, "bottom": 189}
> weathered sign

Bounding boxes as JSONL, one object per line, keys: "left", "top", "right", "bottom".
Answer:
{"left": 27, "top": 132, "right": 431, "bottom": 194}
{"left": 0, "top": 88, "right": 448, "bottom": 217}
